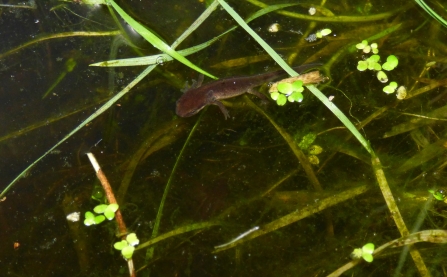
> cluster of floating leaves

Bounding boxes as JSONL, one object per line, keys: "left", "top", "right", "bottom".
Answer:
{"left": 355, "top": 41, "right": 406, "bottom": 98}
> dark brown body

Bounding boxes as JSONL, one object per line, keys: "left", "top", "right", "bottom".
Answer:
{"left": 175, "top": 64, "right": 318, "bottom": 119}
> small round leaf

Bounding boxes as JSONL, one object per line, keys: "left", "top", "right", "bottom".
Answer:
{"left": 278, "top": 83, "right": 293, "bottom": 94}
{"left": 383, "top": 85, "right": 395, "bottom": 94}
{"left": 270, "top": 92, "right": 279, "bottom": 100}
{"left": 104, "top": 210, "right": 116, "bottom": 220}
{"left": 94, "top": 204, "right": 108, "bottom": 214}
{"left": 292, "top": 80, "right": 303, "bottom": 91}
{"left": 377, "top": 71, "right": 388, "bottom": 83}
{"left": 369, "top": 54, "right": 380, "bottom": 63}
{"left": 362, "top": 243, "right": 375, "bottom": 254}
{"left": 276, "top": 94, "right": 287, "bottom": 106}
{"left": 114, "top": 240, "right": 128, "bottom": 250}
{"left": 320, "top": 29, "right": 332, "bottom": 36}
{"left": 362, "top": 253, "right": 374, "bottom": 263}
{"left": 121, "top": 245, "right": 135, "bottom": 259}
{"left": 288, "top": 92, "right": 303, "bottom": 103}
{"left": 357, "top": 61, "right": 368, "bottom": 71}
{"left": 94, "top": 215, "right": 105, "bottom": 224}
{"left": 126, "top": 233, "right": 140, "bottom": 246}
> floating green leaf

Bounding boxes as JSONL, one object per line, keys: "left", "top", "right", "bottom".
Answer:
{"left": 270, "top": 91, "right": 279, "bottom": 100}
{"left": 357, "top": 61, "right": 368, "bottom": 71}
{"left": 377, "top": 71, "right": 388, "bottom": 83}
{"left": 356, "top": 40, "right": 368, "bottom": 50}
{"left": 320, "top": 28, "right": 332, "bottom": 36}
{"left": 126, "top": 233, "right": 140, "bottom": 246}
{"left": 276, "top": 94, "right": 287, "bottom": 106}
{"left": 121, "top": 245, "right": 135, "bottom": 259}
{"left": 288, "top": 91, "right": 303, "bottom": 102}
{"left": 93, "top": 204, "right": 108, "bottom": 214}
{"left": 382, "top": 55, "right": 398, "bottom": 71}
{"left": 114, "top": 240, "right": 128, "bottom": 250}
{"left": 84, "top": 211, "right": 105, "bottom": 226}
{"left": 368, "top": 54, "right": 380, "bottom": 63}
{"left": 363, "top": 45, "right": 371, "bottom": 53}
{"left": 278, "top": 83, "right": 293, "bottom": 94}
{"left": 292, "top": 80, "right": 304, "bottom": 92}
{"left": 383, "top": 81, "right": 398, "bottom": 94}
{"left": 362, "top": 243, "right": 375, "bottom": 262}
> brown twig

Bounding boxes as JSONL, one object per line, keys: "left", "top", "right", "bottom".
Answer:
{"left": 86, "top": 152, "right": 135, "bottom": 277}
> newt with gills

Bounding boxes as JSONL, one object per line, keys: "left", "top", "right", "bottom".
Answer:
{"left": 176, "top": 64, "right": 318, "bottom": 119}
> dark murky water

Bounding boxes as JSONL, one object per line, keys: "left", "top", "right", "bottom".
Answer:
{"left": 0, "top": 0, "right": 446, "bottom": 276}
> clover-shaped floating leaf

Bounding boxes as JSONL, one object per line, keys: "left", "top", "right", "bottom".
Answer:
{"left": 114, "top": 240, "right": 135, "bottom": 259}
{"left": 377, "top": 71, "right": 388, "bottom": 83}
{"left": 370, "top": 43, "right": 379, "bottom": 54}
{"left": 93, "top": 203, "right": 119, "bottom": 220}
{"left": 104, "top": 203, "right": 119, "bottom": 220}
{"left": 367, "top": 55, "right": 382, "bottom": 71}
{"left": 357, "top": 61, "right": 368, "bottom": 71}
{"left": 382, "top": 55, "right": 398, "bottom": 71}
{"left": 84, "top": 211, "right": 105, "bottom": 226}
{"left": 126, "top": 233, "right": 140, "bottom": 246}
{"left": 114, "top": 233, "right": 140, "bottom": 260}
{"left": 356, "top": 40, "right": 368, "bottom": 50}
{"left": 350, "top": 243, "right": 375, "bottom": 263}
{"left": 361, "top": 243, "right": 375, "bottom": 262}
{"left": 383, "top": 81, "right": 398, "bottom": 94}
{"left": 288, "top": 91, "right": 303, "bottom": 103}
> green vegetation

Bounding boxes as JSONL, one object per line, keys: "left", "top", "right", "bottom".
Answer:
{"left": 84, "top": 204, "right": 119, "bottom": 226}
{"left": 114, "top": 233, "right": 140, "bottom": 259}
{"left": 351, "top": 243, "right": 375, "bottom": 263}
{"left": 271, "top": 80, "right": 304, "bottom": 106}
{"left": 2, "top": 0, "right": 447, "bottom": 276}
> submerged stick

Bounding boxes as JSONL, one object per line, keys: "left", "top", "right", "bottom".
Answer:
{"left": 86, "top": 152, "right": 135, "bottom": 277}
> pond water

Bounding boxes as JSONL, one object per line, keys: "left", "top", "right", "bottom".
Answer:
{"left": 0, "top": 0, "right": 446, "bottom": 276}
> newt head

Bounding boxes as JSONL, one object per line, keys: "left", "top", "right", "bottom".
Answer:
{"left": 175, "top": 87, "right": 210, "bottom": 118}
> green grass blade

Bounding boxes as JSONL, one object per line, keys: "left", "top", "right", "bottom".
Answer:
{"left": 108, "top": 0, "right": 217, "bottom": 79}
{"left": 414, "top": 0, "right": 447, "bottom": 28}
{"left": 91, "top": 29, "right": 234, "bottom": 67}
{"left": 217, "top": 0, "right": 295, "bottom": 76}
{"left": 91, "top": 2, "right": 292, "bottom": 68}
